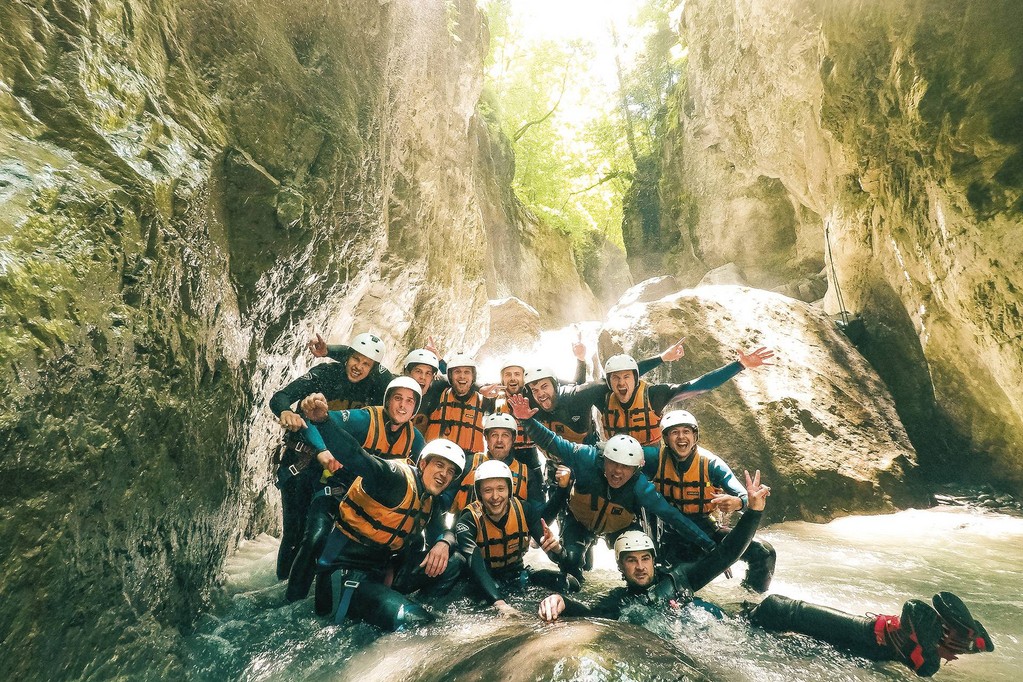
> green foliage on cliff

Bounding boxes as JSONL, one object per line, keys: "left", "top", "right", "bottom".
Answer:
{"left": 479, "top": 0, "right": 685, "bottom": 266}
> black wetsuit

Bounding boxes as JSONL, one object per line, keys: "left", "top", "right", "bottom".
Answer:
{"left": 306, "top": 427, "right": 459, "bottom": 630}
{"left": 452, "top": 500, "right": 568, "bottom": 604}
{"left": 557, "top": 508, "right": 763, "bottom": 619}
{"left": 268, "top": 349, "right": 392, "bottom": 579}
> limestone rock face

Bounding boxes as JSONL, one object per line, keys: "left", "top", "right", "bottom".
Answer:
{"left": 599, "top": 285, "right": 921, "bottom": 522}
{"left": 0, "top": 0, "right": 594, "bottom": 677}
{"left": 641, "top": 0, "right": 1023, "bottom": 489}
{"left": 476, "top": 296, "right": 542, "bottom": 361}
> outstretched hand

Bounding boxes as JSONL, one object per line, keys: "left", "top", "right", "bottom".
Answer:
{"left": 660, "top": 337, "right": 687, "bottom": 363}
{"left": 538, "top": 594, "right": 566, "bottom": 623}
{"left": 299, "top": 393, "right": 330, "bottom": 423}
{"left": 744, "top": 469, "right": 771, "bottom": 511}
{"left": 507, "top": 394, "right": 538, "bottom": 421}
{"left": 308, "top": 332, "right": 328, "bottom": 358}
{"left": 279, "top": 410, "right": 306, "bottom": 432}
{"left": 738, "top": 346, "right": 775, "bottom": 369}
{"left": 424, "top": 335, "right": 439, "bottom": 358}
{"left": 571, "top": 326, "right": 586, "bottom": 362}
{"left": 539, "top": 519, "right": 563, "bottom": 556}
{"left": 479, "top": 383, "right": 503, "bottom": 399}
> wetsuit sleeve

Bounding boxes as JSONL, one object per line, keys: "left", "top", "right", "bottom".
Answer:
{"left": 324, "top": 344, "right": 352, "bottom": 362}
{"left": 514, "top": 447, "right": 545, "bottom": 506}
{"left": 454, "top": 511, "right": 504, "bottom": 604}
{"left": 562, "top": 380, "right": 609, "bottom": 410}
{"left": 659, "top": 361, "right": 744, "bottom": 407}
{"left": 559, "top": 591, "right": 623, "bottom": 619}
{"left": 480, "top": 393, "right": 497, "bottom": 412}
{"left": 426, "top": 502, "right": 454, "bottom": 548}
{"left": 707, "top": 455, "right": 748, "bottom": 508}
{"left": 573, "top": 359, "right": 587, "bottom": 384}
{"left": 683, "top": 509, "right": 763, "bottom": 591}
{"left": 269, "top": 365, "right": 330, "bottom": 416}
{"left": 312, "top": 425, "right": 404, "bottom": 501}
{"left": 641, "top": 445, "right": 660, "bottom": 477}
{"left": 635, "top": 475, "right": 716, "bottom": 551}
{"left": 523, "top": 418, "right": 596, "bottom": 470}
{"left": 301, "top": 410, "right": 371, "bottom": 461}
{"left": 637, "top": 356, "right": 663, "bottom": 376}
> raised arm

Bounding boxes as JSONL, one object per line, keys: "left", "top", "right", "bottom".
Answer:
{"left": 509, "top": 395, "right": 594, "bottom": 471}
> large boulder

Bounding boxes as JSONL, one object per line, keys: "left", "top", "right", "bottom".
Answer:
{"left": 599, "top": 285, "right": 922, "bottom": 522}
{"left": 476, "top": 297, "right": 542, "bottom": 363}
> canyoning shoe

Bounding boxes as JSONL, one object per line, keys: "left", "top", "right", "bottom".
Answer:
{"left": 873, "top": 600, "right": 943, "bottom": 677}
{"left": 932, "top": 591, "right": 995, "bottom": 658}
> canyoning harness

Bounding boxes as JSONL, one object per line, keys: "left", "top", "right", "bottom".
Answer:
{"left": 275, "top": 438, "right": 318, "bottom": 489}
{"left": 331, "top": 569, "right": 368, "bottom": 625}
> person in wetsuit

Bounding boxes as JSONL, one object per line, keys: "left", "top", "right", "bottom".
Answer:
{"left": 537, "top": 469, "right": 770, "bottom": 622}
{"left": 284, "top": 377, "right": 425, "bottom": 603}
{"left": 450, "top": 460, "right": 570, "bottom": 615}
{"left": 507, "top": 394, "right": 716, "bottom": 587}
{"left": 448, "top": 413, "right": 544, "bottom": 514}
{"left": 599, "top": 346, "right": 774, "bottom": 445}
{"left": 269, "top": 332, "right": 389, "bottom": 579}
{"left": 304, "top": 431, "right": 465, "bottom": 630}
{"left": 539, "top": 472, "right": 994, "bottom": 678}
{"left": 645, "top": 408, "right": 777, "bottom": 592}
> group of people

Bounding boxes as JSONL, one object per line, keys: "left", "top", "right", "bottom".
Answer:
{"left": 268, "top": 331, "right": 993, "bottom": 677}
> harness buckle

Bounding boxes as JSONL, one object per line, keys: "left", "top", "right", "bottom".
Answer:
{"left": 343, "top": 579, "right": 361, "bottom": 590}
{"left": 324, "top": 486, "right": 333, "bottom": 497}
{"left": 288, "top": 464, "right": 299, "bottom": 477}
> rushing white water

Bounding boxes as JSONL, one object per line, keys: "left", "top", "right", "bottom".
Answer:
{"left": 182, "top": 504, "right": 1021, "bottom": 681}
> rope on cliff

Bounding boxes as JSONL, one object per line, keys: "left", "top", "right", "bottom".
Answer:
{"left": 826, "top": 223, "right": 865, "bottom": 344}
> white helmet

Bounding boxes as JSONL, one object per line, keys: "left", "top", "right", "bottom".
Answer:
{"left": 403, "top": 348, "right": 440, "bottom": 372}
{"left": 604, "top": 354, "right": 639, "bottom": 388}
{"left": 384, "top": 376, "right": 423, "bottom": 414}
{"left": 661, "top": 409, "right": 698, "bottom": 436}
{"left": 603, "top": 434, "right": 644, "bottom": 467}
{"left": 614, "top": 530, "right": 656, "bottom": 563}
{"left": 351, "top": 333, "right": 385, "bottom": 363}
{"left": 474, "top": 459, "right": 513, "bottom": 485}
{"left": 500, "top": 358, "right": 526, "bottom": 373}
{"left": 446, "top": 351, "right": 476, "bottom": 374}
{"left": 523, "top": 366, "right": 556, "bottom": 386}
{"left": 483, "top": 412, "right": 517, "bottom": 434}
{"left": 419, "top": 438, "right": 466, "bottom": 475}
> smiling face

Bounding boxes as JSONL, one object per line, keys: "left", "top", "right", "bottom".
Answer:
{"left": 485, "top": 428, "right": 515, "bottom": 460}
{"left": 665, "top": 425, "right": 698, "bottom": 459}
{"left": 603, "top": 458, "right": 637, "bottom": 489}
{"left": 619, "top": 550, "right": 655, "bottom": 588}
{"left": 528, "top": 378, "right": 556, "bottom": 411}
{"left": 345, "top": 351, "right": 375, "bottom": 383}
{"left": 608, "top": 370, "right": 637, "bottom": 403}
{"left": 420, "top": 456, "right": 458, "bottom": 495}
{"left": 501, "top": 366, "right": 524, "bottom": 394}
{"left": 406, "top": 363, "right": 436, "bottom": 393}
{"left": 385, "top": 387, "right": 417, "bottom": 425}
{"left": 478, "top": 477, "right": 511, "bottom": 519}
{"left": 449, "top": 366, "right": 474, "bottom": 396}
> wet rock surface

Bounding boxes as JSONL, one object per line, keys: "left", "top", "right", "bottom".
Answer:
{"left": 0, "top": 0, "right": 595, "bottom": 677}
{"left": 600, "top": 283, "right": 923, "bottom": 523}
{"left": 626, "top": 0, "right": 1023, "bottom": 491}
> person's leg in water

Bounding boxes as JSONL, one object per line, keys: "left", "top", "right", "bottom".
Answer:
{"left": 737, "top": 537, "right": 776, "bottom": 592}
{"left": 286, "top": 490, "right": 340, "bottom": 602}
{"left": 277, "top": 455, "right": 317, "bottom": 579}
{"left": 559, "top": 515, "right": 595, "bottom": 591}
{"left": 344, "top": 581, "right": 436, "bottom": 631}
{"left": 392, "top": 545, "right": 465, "bottom": 599}
{"left": 748, "top": 593, "right": 994, "bottom": 677}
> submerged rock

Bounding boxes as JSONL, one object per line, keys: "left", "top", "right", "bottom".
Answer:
{"left": 599, "top": 284, "right": 921, "bottom": 522}
{"left": 335, "top": 619, "right": 709, "bottom": 682}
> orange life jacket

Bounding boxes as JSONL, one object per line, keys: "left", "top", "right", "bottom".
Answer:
{"left": 450, "top": 453, "right": 529, "bottom": 514}
{"left": 327, "top": 397, "right": 365, "bottom": 411}
{"left": 601, "top": 380, "right": 662, "bottom": 446}
{"left": 467, "top": 497, "right": 530, "bottom": 571}
{"left": 650, "top": 445, "right": 718, "bottom": 516}
{"left": 544, "top": 418, "right": 589, "bottom": 445}
{"left": 335, "top": 464, "right": 433, "bottom": 551}
{"left": 567, "top": 486, "right": 635, "bottom": 535}
{"left": 425, "top": 388, "right": 486, "bottom": 453}
{"left": 361, "top": 406, "right": 415, "bottom": 462}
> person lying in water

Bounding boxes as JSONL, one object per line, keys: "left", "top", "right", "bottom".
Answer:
{"left": 537, "top": 471, "right": 994, "bottom": 678}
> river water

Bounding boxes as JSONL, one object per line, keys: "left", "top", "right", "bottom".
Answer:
{"left": 181, "top": 503, "right": 1021, "bottom": 681}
